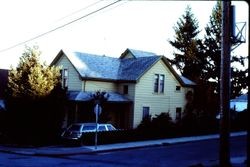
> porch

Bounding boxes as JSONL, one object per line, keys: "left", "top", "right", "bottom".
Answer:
{"left": 63, "top": 91, "right": 133, "bottom": 129}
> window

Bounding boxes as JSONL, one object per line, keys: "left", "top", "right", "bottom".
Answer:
{"left": 60, "top": 69, "right": 68, "bottom": 89}
{"left": 159, "top": 75, "right": 165, "bottom": 93}
{"left": 142, "top": 107, "right": 150, "bottom": 119}
{"left": 98, "top": 125, "right": 107, "bottom": 131}
{"left": 154, "top": 74, "right": 165, "bottom": 93}
{"left": 154, "top": 74, "right": 159, "bottom": 93}
{"left": 123, "top": 85, "right": 128, "bottom": 94}
{"left": 176, "top": 86, "right": 181, "bottom": 91}
{"left": 176, "top": 107, "right": 182, "bottom": 120}
{"left": 107, "top": 125, "right": 116, "bottom": 131}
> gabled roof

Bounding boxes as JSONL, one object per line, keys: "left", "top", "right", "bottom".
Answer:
{"left": 51, "top": 48, "right": 195, "bottom": 87}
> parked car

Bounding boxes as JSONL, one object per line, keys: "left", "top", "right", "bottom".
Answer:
{"left": 61, "top": 123, "right": 117, "bottom": 145}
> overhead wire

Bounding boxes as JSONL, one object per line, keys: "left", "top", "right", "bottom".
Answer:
{"left": 54, "top": 0, "right": 103, "bottom": 23}
{"left": 0, "top": 0, "right": 122, "bottom": 53}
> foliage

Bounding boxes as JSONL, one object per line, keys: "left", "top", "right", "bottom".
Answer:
{"left": 168, "top": 5, "right": 205, "bottom": 82}
{"left": 4, "top": 46, "right": 67, "bottom": 145}
{"left": 91, "top": 90, "right": 110, "bottom": 123}
{"left": 8, "top": 46, "right": 61, "bottom": 99}
{"left": 92, "top": 90, "right": 109, "bottom": 106}
{"left": 137, "top": 112, "right": 174, "bottom": 133}
{"left": 169, "top": 2, "right": 248, "bottom": 124}
{"left": 203, "top": 1, "right": 247, "bottom": 97}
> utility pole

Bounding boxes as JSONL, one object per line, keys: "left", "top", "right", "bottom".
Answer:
{"left": 219, "top": 1, "right": 231, "bottom": 167}
{"left": 247, "top": 28, "right": 250, "bottom": 167}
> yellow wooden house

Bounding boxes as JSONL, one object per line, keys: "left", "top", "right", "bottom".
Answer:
{"left": 51, "top": 48, "right": 195, "bottom": 129}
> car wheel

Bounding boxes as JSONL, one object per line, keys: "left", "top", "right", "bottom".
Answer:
{"left": 76, "top": 138, "right": 83, "bottom": 146}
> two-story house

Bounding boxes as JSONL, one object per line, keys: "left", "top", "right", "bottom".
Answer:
{"left": 51, "top": 48, "right": 195, "bottom": 129}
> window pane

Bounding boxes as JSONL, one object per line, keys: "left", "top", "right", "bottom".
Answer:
{"left": 107, "top": 125, "right": 116, "bottom": 131}
{"left": 64, "top": 69, "right": 68, "bottom": 77}
{"left": 82, "top": 125, "right": 96, "bottom": 131}
{"left": 176, "top": 86, "right": 181, "bottom": 91}
{"left": 63, "top": 78, "right": 68, "bottom": 88}
{"left": 142, "top": 107, "right": 150, "bottom": 119}
{"left": 159, "top": 75, "right": 164, "bottom": 93}
{"left": 98, "top": 125, "right": 107, "bottom": 131}
{"left": 154, "top": 74, "right": 159, "bottom": 93}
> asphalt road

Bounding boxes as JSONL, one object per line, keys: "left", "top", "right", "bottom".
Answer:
{"left": 0, "top": 135, "right": 247, "bottom": 167}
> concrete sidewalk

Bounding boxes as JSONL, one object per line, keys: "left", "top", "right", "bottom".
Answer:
{"left": 0, "top": 131, "right": 246, "bottom": 157}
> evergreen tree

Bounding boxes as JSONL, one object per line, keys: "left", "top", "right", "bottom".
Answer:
{"left": 8, "top": 46, "right": 60, "bottom": 99}
{"left": 5, "top": 46, "right": 66, "bottom": 145}
{"left": 203, "top": 1, "right": 247, "bottom": 98}
{"left": 169, "top": 5, "right": 205, "bottom": 82}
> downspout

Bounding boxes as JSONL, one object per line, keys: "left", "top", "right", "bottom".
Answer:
{"left": 82, "top": 79, "right": 86, "bottom": 92}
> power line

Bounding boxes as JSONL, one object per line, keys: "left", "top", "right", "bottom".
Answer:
{"left": 54, "top": 0, "right": 103, "bottom": 23}
{"left": 0, "top": 0, "right": 122, "bottom": 53}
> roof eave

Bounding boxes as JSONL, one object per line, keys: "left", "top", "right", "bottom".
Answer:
{"left": 81, "top": 76, "right": 136, "bottom": 83}
{"left": 134, "top": 56, "right": 162, "bottom": 82}
{"left": 50, "top": 49, "right": 64, "bottom": 66}
{"left": 161, "top": 56, "right": 196, "bottom": 88}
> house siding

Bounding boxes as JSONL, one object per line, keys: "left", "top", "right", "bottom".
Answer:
{"left": 84, "top": 80, "right": 117, "bottom": 92}
{"left": 117, "top": 83, "right": 136, "bottom": 100}
{"left": 133, "top": 60, "right": 189, "bottom": 128}
{"left": 53, "top": 54, "right": 82, "bottom": 91}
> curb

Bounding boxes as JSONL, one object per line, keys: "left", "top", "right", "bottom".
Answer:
{"left": 0, "top": 131, "right": 246, "bottom": 156}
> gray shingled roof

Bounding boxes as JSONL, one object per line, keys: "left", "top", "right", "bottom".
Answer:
{"left": 65, "top": 50, "right": 160, "bottom": 82}
{"left": 54, "top": 48, "right": 195, "bottom": 86}
{"left": 67, "top": 51, "right": 120, "bottom": 80}
{"left": 180, "top": 76, "right": 196, "bottom": 86}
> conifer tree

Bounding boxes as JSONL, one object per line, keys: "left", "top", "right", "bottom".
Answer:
{"left": 203, "top": 1, "right": 247, "bottom": 98}
{"left": 8, "top": 46, "right": 60, "bottom": 99}
{"left": 6, "top": 46, "right": 65, "bottom": 144}
{"left": 169, "top": 5, "right": 205, "bottom": 82}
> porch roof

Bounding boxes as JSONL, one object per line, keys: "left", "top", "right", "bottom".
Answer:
{"left": 67, "top": 91, "right": 132, "bottom": 103}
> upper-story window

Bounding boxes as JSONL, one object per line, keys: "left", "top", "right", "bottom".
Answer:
{"left": 176, "top": 86, "right": 181, "bottom": 91}
{"left": 60, "top": 69, "right": 68, "bottom": 89}
{"left": 154, "top": 74, "right": 165, "bottom": 93}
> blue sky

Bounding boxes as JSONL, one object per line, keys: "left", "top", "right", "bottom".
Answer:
{"left": 0, "top": 0, "right": 248, "bottom": 69}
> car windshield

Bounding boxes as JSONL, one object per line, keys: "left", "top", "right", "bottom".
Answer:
{"left": 68, "top": 124, "right": 82, "bottom": 131}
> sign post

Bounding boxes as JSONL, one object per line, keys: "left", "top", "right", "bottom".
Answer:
{"left": 94, "top": 104, "right": 102, "bottom": 149}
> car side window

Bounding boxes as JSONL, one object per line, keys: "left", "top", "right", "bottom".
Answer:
{"left": 98, "top": 125, "right": 107, "bottom": 131}
{"left": 107, "top": 125, "right": 115, "bottom": 131}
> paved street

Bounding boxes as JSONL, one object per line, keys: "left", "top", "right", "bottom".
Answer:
{"left": 0, "top": 134, "right": 247, "bottom": 167}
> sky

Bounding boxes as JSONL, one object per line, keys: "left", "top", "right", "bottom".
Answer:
{"left": 0, "top": 0, "right": 248, "bottom": 69}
